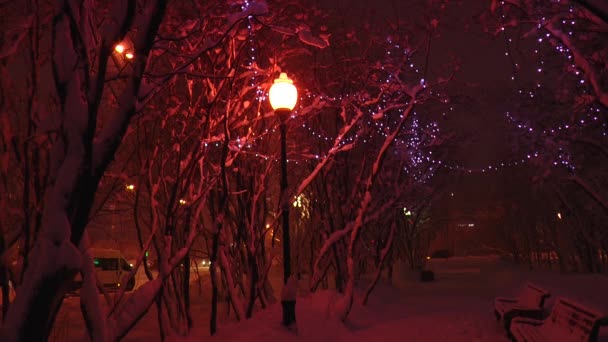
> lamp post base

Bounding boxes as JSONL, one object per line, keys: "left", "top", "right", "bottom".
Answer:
{"left": 281, "top": 300, "right": 296, "bottom": 327}
{"left": 281, "top": 274, "right": 297, "bottom": 331}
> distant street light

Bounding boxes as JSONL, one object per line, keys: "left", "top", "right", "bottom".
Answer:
{"left": 557, "top": 212, "right": 562, "bottom": 220}
{"left": 114, "top": 43, "right": 134, "bottom": 60}
{"left": 269, "top": 72, "right": 298, "bottom": 328}
{"left": 115, "top": 44, "right": 125, "bottom": 53}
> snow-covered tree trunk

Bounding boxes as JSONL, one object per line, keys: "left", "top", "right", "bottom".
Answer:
{"left": 339, "top": 97, "right": 418, "bottom": 321}
{"left": 219, "top": 246, "right": 245, "bottom": 320}
{"left": 244, "top": 163, "right": 272, "bottom": 318}
{"left": 0, "top": 0, "right": 166, "bottom": 339}
{"left": 106, "top": 228, "right": 196, "bottom": 340}
{"left": 78, "top": 233, "right": 110, "bottom": 342}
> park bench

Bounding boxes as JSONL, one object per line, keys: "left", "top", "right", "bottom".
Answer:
{"left": 494, "top": 282, "right": 551, "bottom": 329}
{"left": 509, "top": 297, "right": 608, "bottom": 342}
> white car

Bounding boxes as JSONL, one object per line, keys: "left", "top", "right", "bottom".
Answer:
{"left": 70, "top": 248, "right": 136, "bottom": 293}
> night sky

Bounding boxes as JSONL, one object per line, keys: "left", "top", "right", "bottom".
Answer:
{"left": 320, "top": 0, "right": 606, "bottom": 229}
{"left": 367, "top": 0, "right": 530, "bottom": 220}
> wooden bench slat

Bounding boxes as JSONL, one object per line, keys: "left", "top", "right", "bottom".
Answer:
{"left": 512, "top": 322, "right": 547, "bottom": 342}
{"left": 509, "top": 297, "right": 607, "bottom": 342}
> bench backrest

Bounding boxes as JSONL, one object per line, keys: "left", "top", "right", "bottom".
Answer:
{"left": 517, "top": 283, "right": 550, "bottom": 307}
{"left": 543, "top": 298, "right": 606, "bottom": 341}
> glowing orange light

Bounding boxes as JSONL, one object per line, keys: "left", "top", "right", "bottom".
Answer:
{"left": 125, "top": 52, "right": 134, "bottom": 59}
{"left": 115, "top": 44, "right": 125, "bottom": 53}
{"left": 269, "top": 73, "right": 297, "bottom": 111}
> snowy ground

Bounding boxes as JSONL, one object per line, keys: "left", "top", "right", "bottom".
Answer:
{"left": 48, "top": 256, "right": 608, "bottom": 341}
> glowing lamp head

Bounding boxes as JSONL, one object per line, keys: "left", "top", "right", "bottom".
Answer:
{"left": 269, "top": 73, "right": 297, "bottom": 111}
{"left": 115, "top": 44, "right": 125, "bottom": 53}
{"left": 125, "top": 52, "right": 134, "bottom": 59}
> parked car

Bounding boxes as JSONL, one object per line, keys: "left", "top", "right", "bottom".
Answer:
{"left": 70, "top": 248, "right": 136, "bottom": 293}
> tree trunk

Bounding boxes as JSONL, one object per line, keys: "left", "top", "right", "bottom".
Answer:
{"left": 79, "top": 234, "right": 110, "bottom": 342}
{"left": 209, "top": 227, "right": 220, "bottom": 335}
{"left": 246, "top": 248, "right": 258, "bottom": 318}
{"left": 183, "top": 251, "right": 192, "bottom": 330}
{"left": 0, "top": 268, "right": 8, "bottom": 321}
{"left": 0, "top": 232, "right": 9, "bottom": 320}
{"left": 362, "top": 222, "right": 395, "bottom": 305}
{"left": 332, "top": 243, "right": 343, "bottom": 292}
{"left": 210, "top": 132, "right": 229, "bottom": 335}
{"left": 219, "top": 247, "right": 245, "bottom": 320}
{"left": 0, "top": 237, "right": 81, "bottom": 341}
{"left": 155, "top": 292, "right": 166, "bottom": 341}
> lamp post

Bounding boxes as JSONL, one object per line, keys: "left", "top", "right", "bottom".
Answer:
{"left": 269, "top": 72, "right": 298, "bottom": 285}
{"left": 269, "top": 72, "right": 298, "bottom": 328}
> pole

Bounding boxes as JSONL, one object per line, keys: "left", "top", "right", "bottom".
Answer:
{"left": 279, "top": 116, "right": 291, "bottom": 284}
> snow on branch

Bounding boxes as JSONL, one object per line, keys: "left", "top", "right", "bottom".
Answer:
{"left": 136, "top": 10, "right": 256, "bottom": 112}
{"left": 339, "top": 91, "right": 419, "bottom": 320}
{"left": 296, "top": 106, "right": 364, "bottom": 196}
{"left": 108, "top": 224, "right": 199, "bottom": 339}
{"left": 298, "top": 28, "right": 329, "bottom": 48}
{"left": 545, "top": 21, "right": 608, "bottom": 107}
{"left": 92, "top": 0, "right": 166, "bottom": 174}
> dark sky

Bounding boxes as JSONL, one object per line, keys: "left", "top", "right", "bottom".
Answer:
{"left": 325, "top": 0, "right": 529, "bottom": 218}
{"left": 420, "top": 1, "right": 523, "bottom": 217}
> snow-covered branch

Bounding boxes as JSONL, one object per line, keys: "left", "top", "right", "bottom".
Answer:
{"left": 544, "top": 21, "right": 608, "bottom": 107}
{"left": 92, "top": 0, "right": 166, "bottom": 174}
{"left": 296, "top": 106, "right": 364, "bottom": 196}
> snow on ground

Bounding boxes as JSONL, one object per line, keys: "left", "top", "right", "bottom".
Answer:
{"left": 48, "top": 256, "right": 608, "bottom": 341}
{"left": 187, "top": 256, "right": 608, "bottom": 342}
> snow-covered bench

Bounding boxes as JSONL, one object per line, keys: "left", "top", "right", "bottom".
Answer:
{"left": 494, "top": 282, "right": 550, "bottom": 330}
{"left": 509, "top": 297, "right": 608, "bottom": 342}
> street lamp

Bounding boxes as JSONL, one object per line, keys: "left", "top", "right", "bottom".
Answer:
{"left": 269, "top": 72, "right": 298, "bottom": 328}
{"left": 269, "top": 72, "right": 298, "bottom": 285}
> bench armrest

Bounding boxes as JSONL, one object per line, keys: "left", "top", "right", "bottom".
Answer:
{"left": 495, "top": 297, "right": 517, "bottom": 303}
{"left": 512, "top": 317, "right": 544, "bottom": 326}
